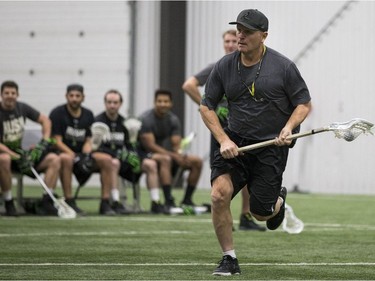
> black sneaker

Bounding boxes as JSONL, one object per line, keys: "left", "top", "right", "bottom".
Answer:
{"left": 112, "top": 201, "right": 131, "bottom": 215}
{"left": 163, "top": 198, "right": 177, "bottom": 214}
{"left": 212, "top": 255, "right": 241, "bottom": 276}
{"left": 151, "top": 201, "right": 165, "bottom": 214}
{"left": 266, "top": 186, "right": 287, "bottom": 230}
{"left": 41, "top": 194, "right": 58, "bottom": 216}
{"left": 239, "top": 213, "right": 266, "bottom": 231}
{"left": 99, "top": 199, "right": 116, "bottom": 216}
{"left": 4, "top": 199, "right": 18, "bottom": 216}
{"left": 65, "top": 198, "right": 85, "bottom": 215}
{"left": 165, "top": 197, "right": 176, "bottom": 208}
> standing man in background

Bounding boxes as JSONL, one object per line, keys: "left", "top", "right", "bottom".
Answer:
{"left": 182, "top": 29, "right": 265, "bottom": 232}
{"left": 200, "top": 9, "right": 311, "bottom": 275}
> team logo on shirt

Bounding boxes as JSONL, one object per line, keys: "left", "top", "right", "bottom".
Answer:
{"left": 2, "top": 116, "right": 25, "bottom": 150}
{"left": 66, "top": 126, "right": 86, "bottom": 142}
{"left": 109, "top": 131, "right": 125, "bottom": 145}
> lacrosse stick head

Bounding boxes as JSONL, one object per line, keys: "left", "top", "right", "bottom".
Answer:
{"left": 91, "top": 122, "right": 111, "bottom": 150}
{"left": 328, "top": 118, "right": 374, "bottom": 142}
{"left": 282, "top": 203, "right": 304, "bottom": 234}
{"left": 124, "top": 118, "right": 142, "bottom": 144}
{"left": 56, "top": 199, "right": 77, "bottom": 219}
{"left": 179, "top": 132, "right": 196, "bottom": 153}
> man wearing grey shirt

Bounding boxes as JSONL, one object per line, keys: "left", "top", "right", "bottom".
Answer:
{"left": 183, "top": 29, "right": 266, "bottom": 232}
{"left": 139, "top": 89, "right": 203, "bottom": 210}
{"left": 200, "top": 9, "right": 311, "bottom": 275}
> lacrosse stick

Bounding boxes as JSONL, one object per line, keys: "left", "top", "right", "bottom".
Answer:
{"left": 238, "top": 118, "right": 374, "bottom": 152}
{"left": 91, "top": 122, "right": 111, "bottom": 150}
{"left": 282, "top": 203, "right": 304, "bottom": 234}
{"left": 123, "top": 117, "right": 143, "bottom": 208}
{"left": 30, "top": 167, "right": 76, "bottom": 219}
{"left": 124, "top": 118, "right": 142, "bottom": 145}
{"left": 172, "top": 132, "right": 196, "bottom": 187}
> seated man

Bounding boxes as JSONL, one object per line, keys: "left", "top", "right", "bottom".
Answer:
{"left": 49, "top": 84, "right": 116, "bottom": 215}
{"left": 139, "top": 89, "right": 203, "bottom": 208}
{"left": 0, "top": 80, "right": 60, "bottom": 216}
{"left": 94, "top": 89, "right": 170, "bottom": 214}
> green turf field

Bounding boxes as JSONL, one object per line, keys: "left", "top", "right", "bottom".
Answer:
{"left": 1, "top": 185, "right": 374, "bottom": 280}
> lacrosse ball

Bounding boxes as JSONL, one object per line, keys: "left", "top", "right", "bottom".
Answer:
{"left": 343, "top": 131, "right": 355, "bottom": 142}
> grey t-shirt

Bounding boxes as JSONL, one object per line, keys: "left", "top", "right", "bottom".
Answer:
{"left": 202, "top": 47, "right": 311, "bottom": 140}
{"left": 139, "top": 109, "right": 181, "bottom": 151}
{"left": 195, "top": 63, "right": 228, "bottom": 111}
{"left": 195, "top": 63, "right": 215, "bottom": 86}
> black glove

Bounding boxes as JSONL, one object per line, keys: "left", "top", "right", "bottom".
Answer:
{"left": 15, "top": 149, "right": 35, "bottom": 178}
{"left": 73, "top": 153, "right": 94, "bottom": 186}
{"left": 29, "top": 138, "right": 56, "bottom": 163}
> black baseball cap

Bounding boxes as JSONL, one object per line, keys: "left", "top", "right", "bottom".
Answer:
{"left": 229, "top": 9, "right": 268, "bottom": 32}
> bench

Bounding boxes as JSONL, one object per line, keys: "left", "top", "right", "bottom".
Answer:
{"left": 10, "top": 127, "right": 142, "bottom": 214}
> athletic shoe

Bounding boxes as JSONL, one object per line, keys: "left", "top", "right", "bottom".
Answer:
{"left": 112, "top": 201, "right": 131, "bottom": 215}
{"left": 180, "top": 198, "right": 195, "bottom": 206}
{"left": 239, "top": 213, "right": 266, "bottom": 231}
{"left": 165, "top": 197, "right": 176, "bottom": 207}
{"left": 99, "top": 199, "right": 116, "bottom": 216}
{"left": 163, "top": 198, "right": 177, "bottom": 215}
{"left": 151, "top": 201, "right": 165, "bottom": 214}
{"left": 41, "top": 194, "right": 58, "bottom": 216}
{"left": 4, "top": 199, "right": 18, "bottom": 216}
{"left": 266, "top": 186, "right": 287, "bottom": 230}
{"left": 65, "top": 198, "right": 85, "bottom": 215}
{"left": 212, "top": 255, "right": 241, "bottom": 276}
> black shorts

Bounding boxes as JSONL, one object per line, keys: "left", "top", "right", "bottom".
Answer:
{"left": 209, "top": 118, "right": 228, "bottom": 167}
{"left": 119, "top": 163, "right": 142, "bottom": 182}
{"left": 210, "top": 129, "right": 289, "bottom": 217}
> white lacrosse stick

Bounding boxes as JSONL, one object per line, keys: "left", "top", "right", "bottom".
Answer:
{"left": 178, "top": 132, "right": 196, "bottom": 154}
{"left": 30, "top": 167, "right": 76, "bottom": 219}
{"left": 124, "top": 118, "right": 142, "bottom": 145}
{"left": 282, "top": 203, "right": 304, "bottom": 234}
{"left": 172, "top": 132, "right": 196, "bottom": 187}
{"left": 238, "top": 118, "right": 374, "bottom": 152}
{"left": 91, "top": 122, "right": 111, "bottom": 150}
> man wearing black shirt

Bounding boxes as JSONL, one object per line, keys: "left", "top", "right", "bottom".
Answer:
{"left": 49, "top": 84, "right": 116, "bottom": 215}
{"left": 94, "top": 89, "right": 168, "bottom": 214}
{"left": 0, "top": 80, "right": 60, "bottom": 216}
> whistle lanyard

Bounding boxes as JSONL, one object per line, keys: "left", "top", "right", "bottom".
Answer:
{"left": 237, "top": 46, "right": 266, "bottom": 102}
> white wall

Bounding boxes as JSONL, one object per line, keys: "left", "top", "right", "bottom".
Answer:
{"left": 0, "top": 1, "right": 132, "bottom": 189}
{"left": 0, "top": 1, "right": 131, "bottom": 117}
{"left": 184, "top": 1, "right": 375, "bottom": 194}
{"left": 132, "top": 0, "right": 161, "bottom": 116}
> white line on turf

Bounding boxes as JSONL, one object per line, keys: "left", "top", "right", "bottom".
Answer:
{"left": 0, "top": 230, "right": 200, "bottom": 237}
{"left": 4, "top": 215, "right": 375, "bottom": 229}
{"left": 0, "top": 262, "right": 374, "bottom": 266}
{"left": 0, "top": 222, "right": 374, "bottom": 237}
